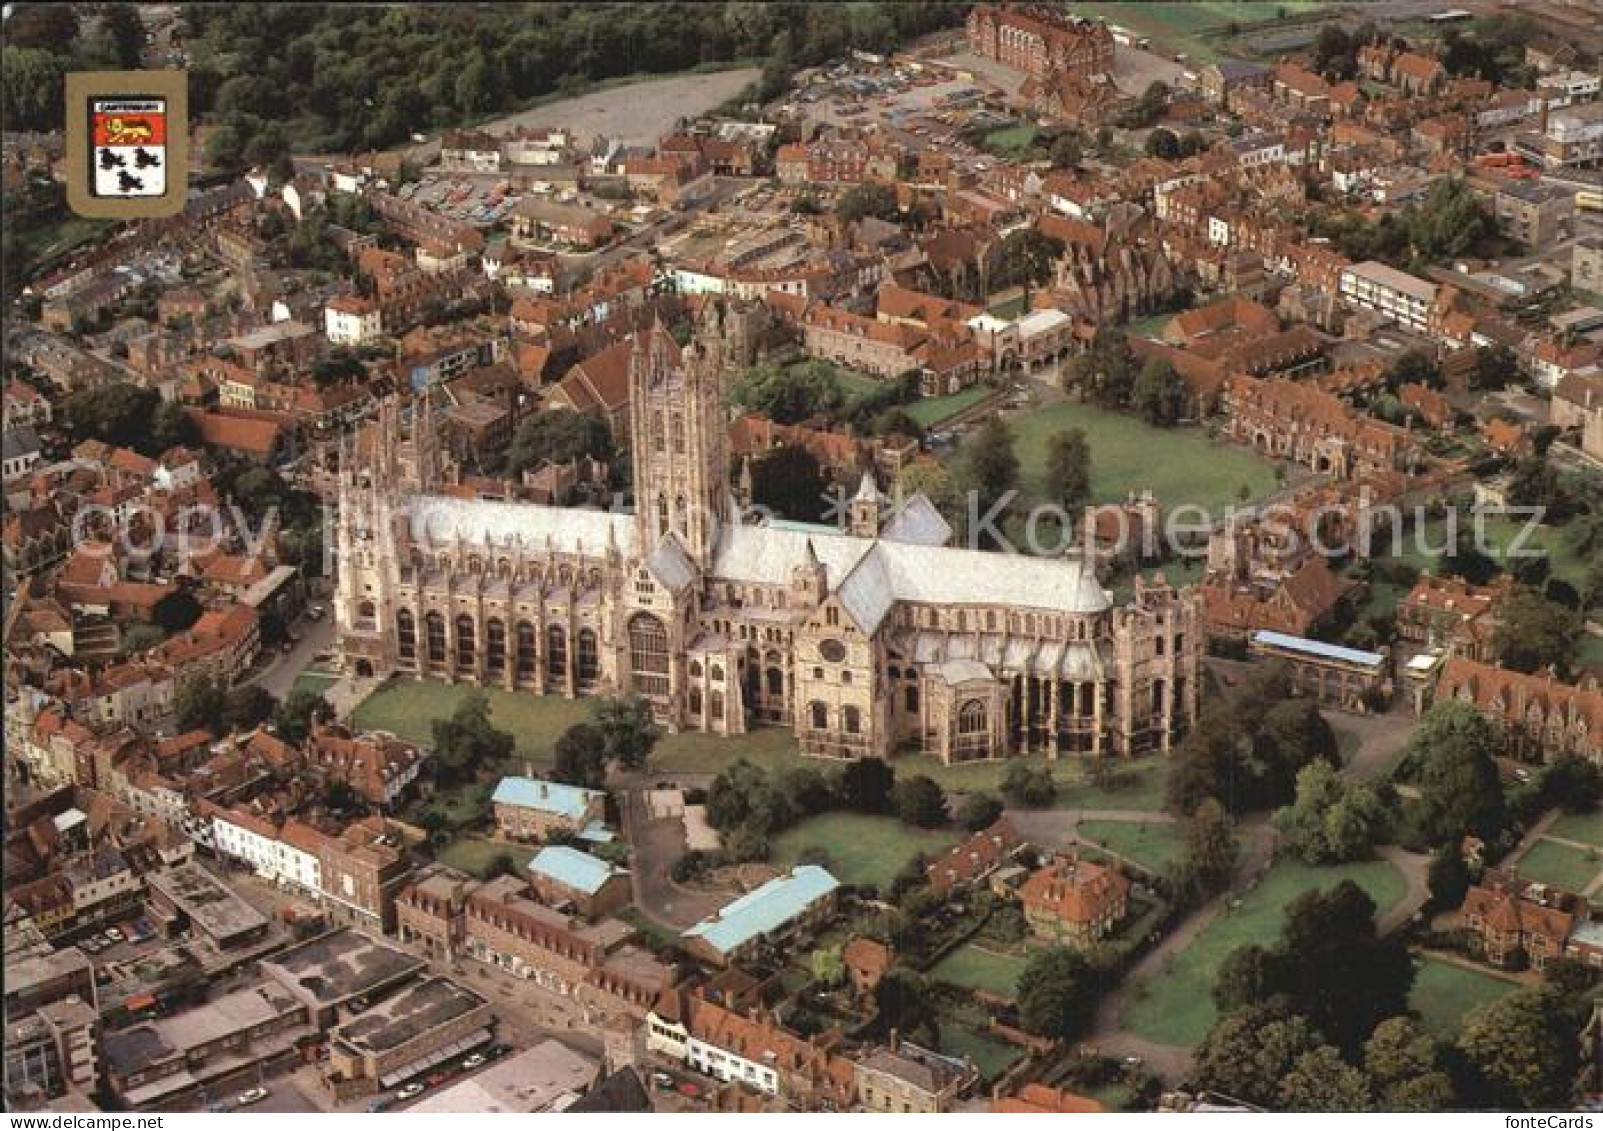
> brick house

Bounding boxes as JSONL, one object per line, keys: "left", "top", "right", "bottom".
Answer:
{"left": 1019, "top": 856, "right": 1130, "bottom": 945}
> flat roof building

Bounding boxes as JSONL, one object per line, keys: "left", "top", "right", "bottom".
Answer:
{"left": 683, "top": 865, "right": 840, "bottom": 966}
{"left": 144, "top": 863, "right": 270, "bottom": 951}
{"left": 327, "top": 976, "right": 494, "bottom": 1095}
{"left": 259, "top": 928, "right": 427, "bottom": 1027}
{"left": 409, "top": 1038, "right": 599, "bottom": 1113}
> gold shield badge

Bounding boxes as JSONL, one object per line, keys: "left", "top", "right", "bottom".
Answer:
{"left": 65, "top": 70, "right": 188, "bottom": 219}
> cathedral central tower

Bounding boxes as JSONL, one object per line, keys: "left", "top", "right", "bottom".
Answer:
{"left": 628, "top": 303, "right": 733, "bottom": 567}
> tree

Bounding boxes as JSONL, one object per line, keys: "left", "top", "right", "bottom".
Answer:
{"left": 956, "top": 417, "right": 1018, "bottom": 545}
{"left": 899, "top": 462, "right": 960, "bottom": 523}
{"left": 1130, "top": 358, "right": 1189, "bottom": 426}
{"left": 1016, "top": 946, "right": 1101, "bottom": 1041}
{"left": 152, "top": 590, "right": 203, "bottom": 633}
{"left": 1279, "top": 1045, "right": 1373, "bottom": 1111}
{"left": 552, "top": 722, "right": 609, "bottom": 788}
{"left": 98, "top": 4, "right": 146, "bottom": 68}
{"left": 504, "top": 407, "right": 613, "bottom": 477}
{"left": 1493, "top": 587, "right": 1577, "bottom": 675}
{"left": 1426, "top": 848, "right": 1470, "bottom": 913}
{"left": 1274, "top": 761, "right": 1392, "bottom": 864}
{"left": 1507, "top": 452, "right": 1560, "bottom": 509}
{"left": 175, "top": 674, "right": 227, "bottom": 736}
{"left": 1472, "top": 342, "right": 1518, "bottom": 391}
{"left": 1366, "top": 1015, "right": 1461, "bottom": 1104}
{"left": 874, "top": 970, "right": 936, "bottom": 1039}
{"left": 732, "top": 362, "right": 844, "bottom": 425}
{"left": 1067, "top": 329, "right": 1136, "bottom": 409}
{"left": 272, "top": 687, "right": 334, "bottom": 745}
{"left": 810, "top": 944, "right": 846, "bottom": 989}
{"left": 589, "top": 696, "right": 659, "bottom": 770}
{"left": 1172, "top": 798, "right": 1238, "bottom": 899}
{"left": 223, "top": 685, "right": 278, "bottom": 732}
{"left": 987, "top": 228, "right": 1062, "bottom": 297}
{"left": 836, "top": 182, "right": 898, "bottom": 225}
{"left": 841, "top": 757, "right": 895, "bottom": 814}
{"left": 1145, "top": 127, "right": 1180, "bottom": 159}
{"left": 1411, "top": 701, "right": 1508, "bottom": 847}
{"left": 1001, "top": 760, "right": 1056, "bottom": 807}
{"left": 957, "top": 791, "right": 1004, "bottom": 832}
{"left": 1043, "top": 428, "right": 1092, "bottom": 511}
{"left": 2, "top": 47, "right": 66, "bottom": 132}
{"left": 893, "top": 775, "right": 948, "bottom": 828}
{"left": 1275, "top": 882, "right": 1415, "bottom": 1052}
{"left": 749, "top": 444, "right": 830, "bottom": 523}
{"left": 430, "top": 691, "right": 514, "bottom": 787}
{"left": 1049, "top": 131, "right": 1083, "bottom": 169}
{"left": 1458, "top": 987, "right": 1580, "bottom": 1109}
{"left": 1193, "top": 1006, "right": 1325, "bottom": 1108}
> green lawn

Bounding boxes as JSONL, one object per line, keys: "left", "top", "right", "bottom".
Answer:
{"left": 1397, "top": 515, "right": 1592, "bottom": 591}
{"left": 770, "top": 813, "right": 960, "bottom": 890}
{"left": 1579, "top": 634, "right": 1603, "bottom": 675}
{"left": 1122, "top": 859, "right": 1408, "bottom": 1047}
{"left": 654, "top": 725, "right": 803, "bottom": 775}
{"left": 1077, "top": 820, "right": 1183, "bottom": 874}
{"left": 932, "top": 942, "right": 1029, "bottom": 997}
{"left": 988, "top": 292, "right": 1030, "bottom": 320}
{"left": 983, "top": 123, "right": 1038, "bottom": 154}
{"left": 1549, "top": 811, "right": 1603, "bottom": 850}
{"left": 939, "top": 1023, "right": 1024, "bottom": 1081}
{"left": 291, "top": 668, "right": 339, "bottom": 697}
{"left": 1409, "top": 957, "right": 1518, "bottom": 1038}
{"left": 1062, "top": 2, "right": 1327, "bottom": 62}
{"left": 907, "top": 385, "right": 993, "bottom": 428}
{"left": 351, "top": 679, "right": 592, "bottom": 763}
{"left": 1011, "top": 399, "right": 1279, "bottom": 513}
{"left": 436, "top": 837, "right": 534, "bottom": 879}
{"left": 1514, "top": 838, "right": 1601, "bottom": 892}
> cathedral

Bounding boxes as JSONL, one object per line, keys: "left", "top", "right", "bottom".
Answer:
{"left": 334, "top": 300, "right": 1202, "bottom": 763}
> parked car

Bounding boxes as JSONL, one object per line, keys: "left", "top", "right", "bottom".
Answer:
{"left": 676, "top": 1081, "right": 701, "bottom": 1098}
{"left": 461, "top": 1053, "right": 485, "bottom": 1070}
{"left": 395, "top": 1083, "right": 425, "bottom": 1101}
{"left": 651, "top": 1072, "right": 674, "bottom": 1089}
{"left": 236, "top": 1088, "right": 268, "bottom": 1106}
{"left": 104, "top": 927, "right": 125, "bottom": 943}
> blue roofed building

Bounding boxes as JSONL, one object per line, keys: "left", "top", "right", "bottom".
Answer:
{"left": 1248, "top": 629, "right": 1391, "bottom": 712}
{"left": 682, "top": 865, "right": 841, "bottom": 966}
{"left": 491, "top": 777, "right": 607, "bottom": 842}
{"left": 526, "top": 845, "right": 631, "bottom": 916}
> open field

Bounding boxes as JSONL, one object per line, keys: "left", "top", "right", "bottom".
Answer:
{"left": 436, "top": 837, "right": 534, "bottom": 879}
{"left": 407, "top": 66, "right": 760, "bottom": 159}
{"left": 771, "top": 813, "right": 960, "bottom": 890}
{"left": 1549, "top": 811, "right": 1603, "bottom": 849}
{"left": 1514, "top": 838, "right": 1601, "bottom": 892}
{"left": 1063, "top": 2, "right": 1330, "bottom": 63}
{"left": 1397, "top": 515, "right": 1592, "bottom": 591}
{"left": 1010, "top": 399, "right": 1279, "bottom": 513}
{"left": 1409, "top": 957, "right": 1518, "bottom": 1037}
{"left": 907, "top": 385, "right": 993, "bottom": 428}
{"left": 1077, "top": 820, "right": 1183, "bottom": 874}
{"left": 889, "top": 753, "right": 1168, "bottom": 808}
{"left": 351, "top": 680, "right": 591, "bottom": 764}
{"left": 983, "top": 123, "right": 1039, "bottom": 154}
{"left": 1122, "top": 859, "right": 1407, "bottom": 1047}
{"left": 932, "top": 942, "right": 1029, "bottom": 997}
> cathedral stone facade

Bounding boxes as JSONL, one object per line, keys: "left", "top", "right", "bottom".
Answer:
{"left": 335, "top": 302, "right": 1202, "bottom": 762}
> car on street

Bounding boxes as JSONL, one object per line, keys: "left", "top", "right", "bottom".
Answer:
{"left": 395, "top": 1083, "right": 425, "bottom": 1101}
{"left": 104, "top": 927, "right": 125, "bottom": 943}
{"left": 461, "top": 1053, "right": 485, "bottom": 1070}
{"left": 651, "top": 1072, "right": 674, "bottom": 1088}
{"left": 676, "top": 1081, "right": 701, "bottom": 1098}
{"left": 236, "top": 1088, "right": 268, "bottom": 1107}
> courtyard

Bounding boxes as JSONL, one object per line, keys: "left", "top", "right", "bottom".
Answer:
{"left": 1121, "top": 858, "right": 1408, "bottom": 1047}
{"left": 770, "top": 813, "right": 961, "bottom": 890}
{"left": 1010, "top": 398, "right": 1280, "bottom": 515}
{"left": 931, "top": 941, "right": 1030, "bottom": 998}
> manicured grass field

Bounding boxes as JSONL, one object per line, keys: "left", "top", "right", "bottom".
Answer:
{"left": 653, "top": 725, "right": 801, "bottom": 775}
{"left": 932, "top": 942, "right": 1028, "bottom": 997}
{"left": 907, "top": 385, "right": 993, "bottom": 428}
{"left": 1397, "top": 515, "right": 1592, "bottom": 591}
{"left": 1122, "top": 859, "right": 1407, "bottom": 1047}
{"left": 1549, "top": 810, "right": 1603, "bottom": 849}
{"left": 1515, "top": 838, "right": 1601, "bottom": 892}
{"left": 1063, "top": 2, "right": 1325, "bottom": 62}
{"left": 351, "top": 679, "right": 592, "bottom": 764}
{"left": 1010, "top": 399, "right": 1279, "bottom": 513}
{"left": 1409, "top": 957, "right": 1518, "bottom": 1038}
{"left": 939, "top": 1023, "right": 1024, "bottom": 1081}
{"left": 770, "top": 813, "right": 960, "bottom": 890}
{"left": 1077, "top": 820, "right": 1183, "bottom": 874}
{"left": 436, "top": 837, "right": 534, "bottom": 879}
{"left": 983, "top": 124, "right": 1039, "bottom": 153}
